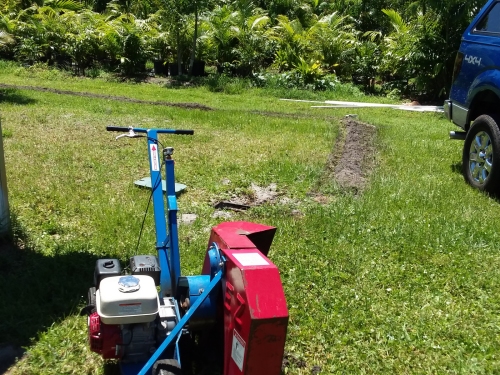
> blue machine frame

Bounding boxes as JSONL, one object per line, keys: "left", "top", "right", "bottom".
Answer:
{"left": 106, "top": 126, "right": 222, "bottom": 375}
{"left": 146, "top": 129, "right": 180, "bottom": 298}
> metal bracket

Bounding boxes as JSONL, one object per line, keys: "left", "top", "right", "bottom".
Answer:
{"left": 138, "top": 270, "right": 223, "bottom": 375}
{"left": 207, "top": 242, "right": 224, "bottom": 280}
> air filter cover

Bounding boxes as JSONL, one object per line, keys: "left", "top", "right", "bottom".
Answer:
{"left": 96, "top": 275, "right": 159, "bottom": 324}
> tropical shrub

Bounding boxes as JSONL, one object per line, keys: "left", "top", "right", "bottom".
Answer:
{"left": 0, "top": 0, "right": 489, "bottom": 98}
{"left": 252, "top": 70, "right": 339, "bottom": 91}
{"left": 119, "top": 32, "right": 147, "bottom": 74}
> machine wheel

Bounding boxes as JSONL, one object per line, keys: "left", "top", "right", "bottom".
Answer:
{"left": 79, "top": 287, "right": 97, "bottom": 316}
{"left": 88, "top": 287, "right": 96, "bottom": 306}
{"left": 463, "top": 114, "right": 500, "bottom": 194}
{"left": 152, "top": 359, "right": 182, "bottom": 375}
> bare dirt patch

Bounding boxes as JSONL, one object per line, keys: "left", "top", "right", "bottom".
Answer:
{"left": 212, "top": 183, "right": 285, "bottom": 215}
{"left": 0, "top": 83, "right": 212, "bottom": 110}
{"left": 213, "top": 183, "right": 281, "bottom": 207}
{"left": 320, "top": 117, "right": 377, "bottom": 193}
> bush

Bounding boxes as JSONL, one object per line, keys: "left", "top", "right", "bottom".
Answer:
{"left": 205, "top": 74, "right": 250, "bottom": 94}
{"left": 119, "top": 33, "right": 147, "bottom": 76}
{"left": 251, "top": 71, "right": 347, "bottom": 91}
{"left": 250, "top": 71, "right": 364, "bottom": 100}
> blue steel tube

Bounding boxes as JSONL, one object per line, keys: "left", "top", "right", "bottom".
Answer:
{"left": 164, "top": 155, "right": 181, "bottom": 296}
{"left": 146, "top": 129, "right": 173, "bottom": 297}
{"left": 137, "top": 270, "right": 223, "bottom": 375}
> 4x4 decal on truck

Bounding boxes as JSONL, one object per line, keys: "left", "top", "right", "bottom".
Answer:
{"left": 464, "top": 55, "right": 482, "bottom": 67}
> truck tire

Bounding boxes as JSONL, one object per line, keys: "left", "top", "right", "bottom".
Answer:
{"left": 152, "top": 359, "right": 182, "bottom": 375}
{"left": 463, "top": 114, "right": 500, "bottom": 193}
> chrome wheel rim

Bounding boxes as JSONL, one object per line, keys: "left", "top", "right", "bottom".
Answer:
{"left": 469, "top": 131, "right": 493, "bottom": 185}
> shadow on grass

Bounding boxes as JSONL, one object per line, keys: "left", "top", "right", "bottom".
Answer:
{"left": 0, "top": 214, "right": 97, "bottom": 373}
{"left": 0, "top": 89, "right": 37, "bottom": 105}
{"left": 0, "top": 215, "right": 224, "bottom": 375}
{"left": 450, "top": 162, "right": 500, "bottom": 201}
{"left": 451, "top": 162, "right": 462, "bottom": 175}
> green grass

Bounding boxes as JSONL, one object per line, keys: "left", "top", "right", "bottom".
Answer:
{"left": 1, "top": 62, "right": 500, "bottom": 374}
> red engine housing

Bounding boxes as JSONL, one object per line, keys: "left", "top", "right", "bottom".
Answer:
{"left": 88, "top": 312, "right": 123, "bottom": 359}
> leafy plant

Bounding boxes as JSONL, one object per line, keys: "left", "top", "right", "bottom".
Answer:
{"left": 119, "top": 32, "right": 146, "bottom": 75}
{"left": 292, "top": 57, "right": 322, "bottom": 84}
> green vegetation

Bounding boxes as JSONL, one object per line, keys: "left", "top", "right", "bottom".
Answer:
{"left": 1, "top": 64, "right": 500, "bottom": 375}
{"left": 0, "top": 0, "right": 489, "bottom": 101}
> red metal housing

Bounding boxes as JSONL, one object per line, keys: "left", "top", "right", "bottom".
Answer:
{"left": 88, "top": 312, "right": 122, "bottom": 359}
{"left": 203, "top": 222, "right": 289, "bottom": 375}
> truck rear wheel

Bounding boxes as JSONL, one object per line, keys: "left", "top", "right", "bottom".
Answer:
{"left": 463, "top": 114, "right": 500, "bottom": 193}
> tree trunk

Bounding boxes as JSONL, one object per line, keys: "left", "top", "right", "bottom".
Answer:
{"left": 189, "top": 5, "right": 198, "bottom": 76}
{"left": 176, "top": 27, "right": 182, "bottom": 75}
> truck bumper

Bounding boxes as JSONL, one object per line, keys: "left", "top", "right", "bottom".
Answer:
{"left": 444, "top": 100, "right": 452, "bottom": 121}
{"left": 444, "top": 100, "right": 469, "bottom": 130}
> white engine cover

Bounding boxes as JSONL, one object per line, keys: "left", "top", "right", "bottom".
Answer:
{"left": 96, "top": 275, "right": 159, "bottom": 324}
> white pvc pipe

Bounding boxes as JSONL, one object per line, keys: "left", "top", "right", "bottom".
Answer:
{"left": 281, "top": 98, "right": 444, "bottom": 112}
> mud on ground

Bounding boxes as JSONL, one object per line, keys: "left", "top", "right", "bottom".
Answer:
{"left": 0, "top": 83, "right": 213, "bottom": 110}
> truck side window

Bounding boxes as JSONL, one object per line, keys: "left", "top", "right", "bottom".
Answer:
{"left": 476, "top": 3, "right": 500, "bottom": 33}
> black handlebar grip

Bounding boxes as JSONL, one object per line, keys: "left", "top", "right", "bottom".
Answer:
{"left": 106, "top": 126, "right": 129, "bottom": 132}
{"left": 174, "top": 130, "right": 194, "bottom": 135}
{"left": 106, "top": 126, "right": 194, "bottom": 135}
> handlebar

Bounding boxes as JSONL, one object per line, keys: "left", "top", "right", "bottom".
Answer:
{"left": 106, "top": 126, "right": 194, "bottom": 135}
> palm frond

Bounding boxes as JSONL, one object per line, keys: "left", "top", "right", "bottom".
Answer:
{"left": 382, "top": 8, "right": 409, "bottom": 34}
{"left": 250, "top": 15, "right": 269, "bottom": 30}
{"left": 44, "top": 0, "right": 83, "bottom": 12}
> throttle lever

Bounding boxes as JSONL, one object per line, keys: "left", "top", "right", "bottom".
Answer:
{"left": 115, "top": 127, "right": 144, "bottom": 140}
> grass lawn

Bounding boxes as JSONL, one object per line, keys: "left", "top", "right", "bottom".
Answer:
{"left": 1, "top": 62, "right": 499, "bottom": 374}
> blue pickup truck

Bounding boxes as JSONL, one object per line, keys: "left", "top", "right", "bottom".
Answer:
{"left": 445, "top": 0, "right": 500, "bottom": 193}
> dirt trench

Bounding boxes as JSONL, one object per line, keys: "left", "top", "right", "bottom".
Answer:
{"left": 322, "top": 117, "right": 377, "bottom": 193}
{"left": 0, "top": 83, "right": 213, "bottom": 110}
